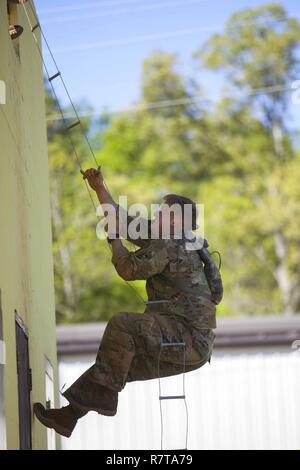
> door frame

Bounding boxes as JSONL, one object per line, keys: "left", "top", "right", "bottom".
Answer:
{"left": 15, "top": 311, "right": 32, "bottom": 450}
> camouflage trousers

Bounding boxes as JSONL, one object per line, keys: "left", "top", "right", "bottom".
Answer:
{"left": 62, "top": 311, "right": 215, "bottom": 415}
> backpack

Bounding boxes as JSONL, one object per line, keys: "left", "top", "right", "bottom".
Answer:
{"left": 197, "top": 239, "right": 223, "bottom": 305}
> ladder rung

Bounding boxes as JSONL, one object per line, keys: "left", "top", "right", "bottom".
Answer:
{"left": 49, "top": 71, "right": 61, "bottom": 82}
{"left": 31, "top": 23, "right": 40, "bottom": 33}
{"left": 159, "top": 395, "right": 185, "bottom": 400}
{"left": 67, "top": 120, "right": 80, "bottom": 130}
{"left": 161, "top": 342, "right": 186, "bottom": 347}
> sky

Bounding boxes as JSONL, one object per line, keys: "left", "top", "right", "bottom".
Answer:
{"left": 32, "top": 0, "right": 300, "bottom": 124}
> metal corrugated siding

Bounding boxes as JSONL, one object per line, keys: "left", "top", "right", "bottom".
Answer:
{"left": 58, "top": 350, "right": 300, "bottom": 450}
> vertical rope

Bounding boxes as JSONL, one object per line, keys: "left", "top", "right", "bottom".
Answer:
{"left": 21, "top": 1, "right": 146, "bottom": 304}
{"left": 157, "top": 311, "right": 189, "bottom": 450}
{"left": 21, "top": 2, "right": 98, "bottom": 212}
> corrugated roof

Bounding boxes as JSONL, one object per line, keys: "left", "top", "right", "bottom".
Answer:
{"left": 56, "top": 315, "right": 300, "bottom": 355}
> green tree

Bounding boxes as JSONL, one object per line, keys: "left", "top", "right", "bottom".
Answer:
{"left": 46, "top": 88, "right": 146, "bottom": 323}
{"left": 46, "top": 4, "right": 300, "bottom": 321}
{"left": 194, "top": 2, "right": 300, "bottom": 314}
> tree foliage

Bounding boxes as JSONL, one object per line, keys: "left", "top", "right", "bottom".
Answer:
{"left": 47, "top": 3, "right": 300, "bottom": 323}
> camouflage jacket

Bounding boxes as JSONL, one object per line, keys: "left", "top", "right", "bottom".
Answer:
{"left": 111, "top": 215, "right": 217, "bottom": 329}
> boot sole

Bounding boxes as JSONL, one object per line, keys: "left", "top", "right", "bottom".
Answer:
{"left": 33, "top": 404, "right": 74, "bottom": 438}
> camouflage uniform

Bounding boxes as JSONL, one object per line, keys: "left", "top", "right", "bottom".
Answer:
{"left": 62, "top": 216, "right": 217, "bottom": 415}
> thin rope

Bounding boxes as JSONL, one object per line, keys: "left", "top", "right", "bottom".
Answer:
{"left": 21, "top": 2, "right": 98, "bottom": 212}
{"left": 157, "top": 312, "right": 189, "bottom": 450}
{"left": 27, "top": 2, "right": 99, "bottom": 168}
{"left": 45, "top": 81, "right": 296, "bottom": 123}
{"left": 27, "top": 1, "right": 115, "bottom": 199}
{"left": 28, "top": 2, "right": 100, "bottom": 170}
{"left": 22, "top": 1, "right": 145, "bottom": 304}
{"left": 44, "top": 13, "right": 300, "bottom": 55}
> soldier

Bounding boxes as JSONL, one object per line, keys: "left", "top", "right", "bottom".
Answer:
{"left": 34, "top": 168, "right": 223, "bottom": 438}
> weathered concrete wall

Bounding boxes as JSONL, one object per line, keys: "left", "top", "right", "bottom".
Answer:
{"left": 0, "top": 1, "right": 58, "bottom": 449}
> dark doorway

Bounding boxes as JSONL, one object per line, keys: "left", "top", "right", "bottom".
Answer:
{"left": 15, "top": 313, "right": 32, "bottom": 450}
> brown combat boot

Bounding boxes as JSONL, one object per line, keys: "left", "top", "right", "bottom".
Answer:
{"left": 33, "top": 403, "right": 77, "bottom": 438}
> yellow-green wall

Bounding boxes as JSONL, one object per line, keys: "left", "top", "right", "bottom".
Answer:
{"left": 0, "top": 2, "right": 58, "bottom": 449}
